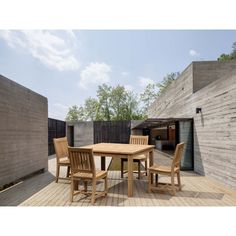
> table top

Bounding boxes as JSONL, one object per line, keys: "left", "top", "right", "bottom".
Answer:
{"left": 81, "top": 143, "right": 154, "bottom": 155}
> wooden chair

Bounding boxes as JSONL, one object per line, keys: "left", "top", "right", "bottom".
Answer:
{"left": 148, "top": 142, "right": 185, "bottom": 195}
{"left": 121, "top": 135, "right": 149, "bottom": 179}
{"left": 68, "top": 147, "right": 108, "bottom": 204}
{"left": 53, "top": 137, "right": 70, "bottom": 183}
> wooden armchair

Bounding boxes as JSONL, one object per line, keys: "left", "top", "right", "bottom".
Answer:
{"left": 53, "top": 137, "right": 70, "bottom": 183}
{"left": 121, "top": 135, "right": 149, "bottom": 179}
{"left": 148, "top": 142, "right": 185, "bottom": 195}
{"left": 68, "top": 147, "right": 108, "bottom": 205}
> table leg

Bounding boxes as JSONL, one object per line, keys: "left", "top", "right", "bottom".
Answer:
{"left": 101, "top": 156, "right": 106, "bottom": 170}
{"left": 127, "top": 155, "right": 133, "bottom": 197}
{"left": 74, "top": 180, "right": 79, "bottom": 190}
{"left": 149, "top": 149, "right": 154, "bottom": 184}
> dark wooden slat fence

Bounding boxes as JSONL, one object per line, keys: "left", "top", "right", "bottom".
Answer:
{"left": 94, "top": 121, "right": 131, "bottom": 144}
{"left": 48, "top": 118, "right": 66, "bottom": 155}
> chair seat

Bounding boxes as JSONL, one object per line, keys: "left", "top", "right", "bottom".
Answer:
{"left": 59, "top": 157, "right": 70, "bottom": 164}
{"left": 73, "top": 170, "right": 107, "bottom": 179}
{"left": 149, "top": 164, "right": 179, "bottom": 173}
{"left": 121, "top": 154, "right": 147, "bottom": 161}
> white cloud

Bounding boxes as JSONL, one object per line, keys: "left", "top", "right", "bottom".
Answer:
{"left": 0, "top": 30, "right": 80, "bottom": 71}
{"left": 138, "top": 76, "right": 155, "bottom": 87}
{"left": 78, "top": 62, "right": 111, "bottom": 89}
{"left": 189, "top": 49, "right": 200, "bottom": 57}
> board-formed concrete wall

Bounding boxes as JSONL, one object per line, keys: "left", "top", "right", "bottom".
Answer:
{"left": 0, "top": 75, "right": 48, "bottom": 187}
{"left": 67, "top": 121, "right": 94, "bottom": 147}
{"left": 148, "top": 61, "right": 236, "bottom": 187}
{"left": 148, "top": 63, "right": 194, "bottom": 118}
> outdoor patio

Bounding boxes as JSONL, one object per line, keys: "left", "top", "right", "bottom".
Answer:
{"left": 1, "top": 150, "right": 236, "bottom": 206}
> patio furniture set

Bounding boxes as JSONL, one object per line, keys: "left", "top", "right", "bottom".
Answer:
{"left": 53, "top": 135, "right": 184, "bottom": 204}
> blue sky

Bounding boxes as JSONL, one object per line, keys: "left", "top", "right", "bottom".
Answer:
{"left": 0, "top": 30, "right": 236, "bottom": 120}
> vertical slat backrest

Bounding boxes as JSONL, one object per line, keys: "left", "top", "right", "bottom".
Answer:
{"left": 129, "top": 135, "right": 149, "bottom": 145}
{"left": 53, "top": 137, "right": 68, "bottom": 162}
{"left": 172, "top": 142, "right": 185, "bottom": 170}
{"left": 68, "top": 147, "right": 95, "bottom": 175}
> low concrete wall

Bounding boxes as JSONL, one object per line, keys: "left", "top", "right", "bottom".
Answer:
{"left": 67, "top": 121, "right": 94, "bottom": 147}
{"left": 130, "top": 120, "right": 144, "bottom": 135}
{"left": 0, "top": 75, "right": 48, "bottom": 187}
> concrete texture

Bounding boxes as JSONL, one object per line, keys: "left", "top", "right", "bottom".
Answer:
{"left": 148, "top": 61, "right": 236, "bottom": 187}
{"left": 67, "top": 121, "right": 94, "bottom": 147}
{"left": 0, "top": 75, "right": 48, "bottom": 187}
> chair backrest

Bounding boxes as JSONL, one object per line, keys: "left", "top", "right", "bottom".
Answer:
{"left": 171, "top": 142, "right": 185, "bottom": 171}
{"left": 53, "top": 137, "right": 68, "bottom": 162}
{"left": 129, "top": 135, "right": 149, "bottom": 145}
{"left": 68, "top": 147, "right": 95, "bottom": 175}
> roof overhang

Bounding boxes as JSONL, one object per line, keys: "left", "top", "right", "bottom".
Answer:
{"left": 132, "top": 118, "right": 193, "bottom": 129}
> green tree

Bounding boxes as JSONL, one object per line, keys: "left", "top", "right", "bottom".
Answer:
{"left": 83, "top": 97, "right": 99, "bottom": 121}
{"left": 110, "top": 85, "right": 129, "bottom": 120}
{"left": 66, "top": 84, "right": 146, "bottom": 121}
{"left": 96, "top": 84, "right": 112, "bottom": 121}
{"left": 157, "top": 72, "right": 180, "bottom": 95}
{"left": 125, "top": 91, "right": 147, "bottom": 120}
{"left": 65, "top": 105, "right": 84, "bottom": 121}
{"left": 140, "top": 83, "right": 159, "bottom": 112}
{"left": 217, "top": 53, "right": 232, "bottom": 61}
{"left": 218, "top": 42, "right": 236, "bottom": 61}
{"left": 140, "top": 72, "right": 180, "bottom": 113}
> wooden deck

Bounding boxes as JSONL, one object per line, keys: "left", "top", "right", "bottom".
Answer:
{"left": 1, "top": 151, "right": 236, "bottom": 206}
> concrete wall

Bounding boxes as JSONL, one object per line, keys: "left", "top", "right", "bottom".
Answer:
{"left": 130, "top": 120, "right": 143, "bottom": 135}
{"left": 0, "top": 75, "right": 48, "bottom": 187}
{"left": 193, "top": 61, "right": 236, "bottom": 92}
{"left": 148, "top": 63, "right": 193, "bottom": 118}
{"left": 148, "top": 61, "right": 236, "bottom": 187}
{"left": 67, "top": 121, "right": 94, "bottom": 147}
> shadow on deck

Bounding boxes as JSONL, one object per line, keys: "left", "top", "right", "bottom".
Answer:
{"left": 0, "top": 151, "right": 236, "bottom": 206}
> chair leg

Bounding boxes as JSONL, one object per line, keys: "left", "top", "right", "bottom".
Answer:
{"left": 84, "top": 181, "right": 88, "bottom": 192}
{"left": 104, "top": 176, "right": 108, "bottom": 196}
{"left": 155, "top": 173, "right": 159, "bottom": 187}
{"left": 66, "top": 166, "right": 70, "bottom": 178}
{"left": 55, "top": 164, "right": 60, "bottom": 183}
{"left": 171, "top": 173, "right": 176, "bottom": 196}
{"left": 70, "top": 178, "right": 74, "bottom": 202}
{"left": 148, "top": 171, "right": 152, "bottom": 193}
{"left": 91, "top": 179, "right": 96, "bottom": 205}
{"left": 145, "top": 160, "right": 148, "bottom": 176}
{"left": 177, "top": 172, "right": 181, "bottom": 190}
{"left": 138, "top": 161, "right": 141, "bottom": 179}
{"left": 121, "top": 159, "right": 124, "bottom": 178}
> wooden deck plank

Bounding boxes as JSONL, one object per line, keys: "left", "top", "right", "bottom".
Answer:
{"left": 1, "top": 151, "right": 236, "bottom": 206}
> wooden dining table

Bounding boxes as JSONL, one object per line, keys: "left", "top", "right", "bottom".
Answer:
{"left": 81, "top": 143, "right": 155, "bottom": 197}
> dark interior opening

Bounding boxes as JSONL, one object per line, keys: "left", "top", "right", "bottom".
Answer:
{"left": 68, "top": 126, "right": 74, "bottom": 147}
{"left": 132, "top": 118, "right": 194, "bottom": 170}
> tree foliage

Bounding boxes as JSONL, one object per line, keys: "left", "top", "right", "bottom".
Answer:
{"left": 66, "top": 84, "right": 146, "bottom": 121}
{"left": 65, "top": 105, "right": 84, "bottom": 121}
{"left": 218, "top": 42, "right": 236, "bottom": 61}
{"left": 157, "top": 72, "right": 180, "bottom": 95}
{"left": 140, "top": 72, "right": 180, "bottom": 112}
{"left": 66, "top": 72, "right": 180, "bottom": 121}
